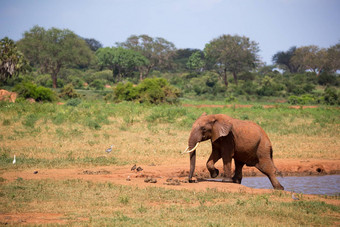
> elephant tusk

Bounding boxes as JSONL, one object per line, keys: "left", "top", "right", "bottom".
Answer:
{"left": 182, "top": 142, "right": 200, "bottom": 154}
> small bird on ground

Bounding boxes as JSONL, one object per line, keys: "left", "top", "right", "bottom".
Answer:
{"left": 136, "top": 166, "right": 143, "bottom": 172}
{"left": 12, "top": 155, "right": 16, "bottom": 164}
{"left": 291, "top": 192, "right": 299, "bottom": 200}
{"left": 105, "top": 145, "right": 113, "bottom": 153}
{"left": 131, "top": 164, "right": 137, "bottom": 171}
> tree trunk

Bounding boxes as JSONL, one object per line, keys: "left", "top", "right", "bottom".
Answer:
{"left": 233, "top": 71, "right": 238, "bottom": 85}
{"left": 222, "top": 68, "right": 228, "bottom": 88}
{"left": 52, "top": 73, "right": 57, "bottom": 89}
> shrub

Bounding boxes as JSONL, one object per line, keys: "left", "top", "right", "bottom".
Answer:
{"left": 109, "top": 78, "right": 180, "bottom": 104}
{"left": 13, "top": 81, "right": 57, "bottom": 102}
{"left": 89, "top": 79, "right": 105, "bottom": 90}
{"left": 113, "top": 82, "right": 138, "bottom": 101}
{"left": 66, "top": 98, "right": 82, "bottom": 107}
{"left": 59, "top": 83, "right": 80, "bottom": 99}
{"left": 68, "top": 76, "right": 85, "bottom": 89}
{"left": 318, "top": 73, "right": 338, "bottom": 86}
{"left": 323, "top": 87, "right": 339, "bottom": 105}
{"left": 288, "top": 94, "right": 316, "bottom": 105}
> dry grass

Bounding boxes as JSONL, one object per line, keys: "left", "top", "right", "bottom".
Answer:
{"left": 0, "top": 101, "right": 339, "bottom": 169}
{"left": 0, "top": 101, "right": 339, "bottom": 225}
{"left": 1, "top": 178, "right": 339, "bottom": 226}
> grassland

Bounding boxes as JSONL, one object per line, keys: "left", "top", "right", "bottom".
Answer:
{"left": 0, "top": 100, "right": 339, "bottom": 225}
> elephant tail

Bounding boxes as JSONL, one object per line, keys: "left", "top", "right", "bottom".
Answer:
{"left": 270, "top": 147, "right": 283, "bottom": 178}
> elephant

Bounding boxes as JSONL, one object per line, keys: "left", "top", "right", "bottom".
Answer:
{"left": 183, "top": 113, "right": 284, "bottom": 190}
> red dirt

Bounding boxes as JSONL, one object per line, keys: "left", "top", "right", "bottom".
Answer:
{"left": 2, "top": 159, "right": 339, "bottom": 192}
{"left": 1, "top": 159, "right": 339, "bottom": 225}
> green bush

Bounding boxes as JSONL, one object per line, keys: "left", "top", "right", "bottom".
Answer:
{"left": 68, "top": 76, "right": 85, "bottom": 89}
{"left": 113, "top": 82, "right": 138, "bottom": 101}
{"left": 13, "top": 81, "right": 57, "bottom": 102}
{"left": 108, "top": 78, "right": 180, "bottom": 104}
{"left": 59, "top": 83, "right": 80, "bottom": 99}
{"left": 89, "top": 79, "right": 105, "bottom": 90}
{"left": 323, "top": 87, "right": 339, "bottom": 105}
{"left": 318, "top": 73, "right": 338, "bottom": 86}
{"left": 66, "top": 98, "right": 82, "bottom": 107}
{"left": 288, "top": 94, "right": 316, "bottom": 105}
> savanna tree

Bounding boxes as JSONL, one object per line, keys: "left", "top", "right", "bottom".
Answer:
{"left": 96, "top": 47, "right": 149, "bottom": 81}
{"left": 17, "top": 26, "right": 94, "bottom": 88}
{"left": 272, "top": 46, "right": 302, "bottom": 73}
{"left": 118, "top": 34, "right": 176, "bottom": 78}
{"left": 291, "top": 45, "right": 328, "bottom": 76}
{"left": 204, "top": 34, "right": 260, "bottom": 87}
{"left": 0, "top": 37, "right": 29, "bottom": 82}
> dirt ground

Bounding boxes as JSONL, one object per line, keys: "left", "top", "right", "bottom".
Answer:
{"left": 1, "top": 158, "right": 339, "bottom": 224}
{"left": 2, "top": 159, "right": 339, "bottom": 192}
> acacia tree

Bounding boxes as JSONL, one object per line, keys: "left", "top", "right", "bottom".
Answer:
{"left": 272, "top": 46, "right": 302, "bottom": 73}
{"left": 326, "top": 42, "right": 340, "bottom": 73}
{"left": 204, "top": 34, "right": 260, "bottom": 87}
{"left": 96, "top": 47, "right": 149, "bottom": 82}
{"left": 291, "top": 45, "right": 328, "bottom": 76}
{"left": 117, "top": 34, "right": 176, "bottom": 79}
{"left": 0, "top": 37, "right": 29, "bottom": 82}
{"left": 17, "top": 26, "right": 94, "bottom": 88}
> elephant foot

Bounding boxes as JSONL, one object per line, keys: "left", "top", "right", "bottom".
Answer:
{"left": 188, "top": 178, "right": 198, "bottom": 183}
{"left": 210, "top": 169, "right": 219, "bottom": 178}
{"left": 222, "top": 177, "right": 233, "bottom": 183}
{"left": 232, "top": 177, "right": 242, "bottom": 184}
{"left": 274, "top": 184, "right": 284, "bottom": 190}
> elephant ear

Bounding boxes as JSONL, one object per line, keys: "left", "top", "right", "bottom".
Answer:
{"left": 211, "top": 120, "right": 232, "bottom": 142}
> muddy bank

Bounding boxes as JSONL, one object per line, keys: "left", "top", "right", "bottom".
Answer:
{"left": 2, "top": 159, "right": 339, "bottom": 190}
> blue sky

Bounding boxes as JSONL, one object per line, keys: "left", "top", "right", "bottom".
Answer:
{"left": 1, "top": 0, "right": 339, "bottom": 64}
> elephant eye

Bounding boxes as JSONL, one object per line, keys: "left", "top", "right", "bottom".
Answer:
{"left": 201, "top": 127, "right": 206, "bottom": 132}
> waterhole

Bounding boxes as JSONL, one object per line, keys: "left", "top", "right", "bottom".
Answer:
{"left": 242, "top": 175, "right": 340, "bottom": 195}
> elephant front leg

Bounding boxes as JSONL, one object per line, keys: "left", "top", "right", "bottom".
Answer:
{"left": 206, "top": 149, "right": 221, "bottom": 178}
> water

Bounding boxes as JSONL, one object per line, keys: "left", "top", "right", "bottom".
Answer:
{"left": 242, "top": 175, "right": 340, "bottom": 195}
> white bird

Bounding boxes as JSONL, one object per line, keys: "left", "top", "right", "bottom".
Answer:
{"left": 105, "top": 145, "right": 113, "bottom": 153}
{"left": 291, "top": 192, "right": 299, "bottom": 200}
{"left": 13, "top": 155, "right": 16, "bottom": 164}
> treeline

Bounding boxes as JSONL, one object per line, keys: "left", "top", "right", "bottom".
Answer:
{"left": 0, "top": 25, "right": 339, "bottom": 105}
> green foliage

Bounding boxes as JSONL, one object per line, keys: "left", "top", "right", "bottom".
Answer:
{"left": 66, "top": 98, "right": 82, "bottom": 107}
{"left": 112, "top": 82, "right": 138, "bottom": 101}
{"left": 13, "top": 81, "right": 57, "bottom": 102}
{"left": 288, "top": 94, "right": 317, "bottom": 105}
{"left": 17, "top": 26, "right": 94, "bottom": 88}
{"left": 109, "top": 78, "right": 180, "bottom": 104}
{"left": 186, "top": 51, "right": 204, "bottom": 71}
{"left": 323, "top": 86, "right": 339, "bottom": 105}
{"left": 0, "top": 37, "right": 29, "bottom": 82}
{"left": 59, "top": 83, "right": 80, "bottom": 99}
{"left": 318, "top": 73, "right": 339, "bottom": 86}
{"left": 89, "top": 79, "right": 105, "bottom": 90}
{"left": 96, "top": 47, "right": 149, "bottom": 81}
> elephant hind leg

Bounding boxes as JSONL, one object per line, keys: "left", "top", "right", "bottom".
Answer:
{"left": 232, "top": 160, "right": 244, "bottom": 184}
{"left": 255, "top": 159, "right": 284, "bottom": 190}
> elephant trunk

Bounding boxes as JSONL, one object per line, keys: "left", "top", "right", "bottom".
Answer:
{"left": 188, "top": 128, "right": 201, "bottom": 182}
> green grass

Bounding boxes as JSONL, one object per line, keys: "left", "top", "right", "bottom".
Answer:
{"left": 0, "top": 101, "right": 339, "bottom": 168}
{"left": 0, "top": 178, "right": 339, "bottom": 226}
